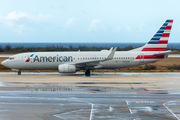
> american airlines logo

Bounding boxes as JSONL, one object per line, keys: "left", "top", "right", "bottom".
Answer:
{"left": 26, "top": 54, "right": 34, "bottom": 62}
{"left": 33, "top": 55, "right": 73, "bottom": 62}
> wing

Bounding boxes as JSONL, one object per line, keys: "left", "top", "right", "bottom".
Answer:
{"left": 73, "top": 47, "right": 117, "bottom": 68}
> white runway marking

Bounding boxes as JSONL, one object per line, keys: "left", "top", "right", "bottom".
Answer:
{"left": 69, "top": 97, "right": 94, "bottom": 120}
{"left": 109, "top": 107, "right": 113, "bottom": 112}
{"left": 146, "top": 107, "right": 152, "bottom": 112}
{"left": 126, "top": 101, "right": 129, "bottom": 105}
{"left": 168, "top": 54, "right": 180, "bottom": 58}
{"left": 89, "top": 104, "right": 94, "bottom": 120}
{"left": 163, "top": 101, "right": 180, "bottom": 120}
{"left": 129, "top": 108, "right": 133, "bottom": 114}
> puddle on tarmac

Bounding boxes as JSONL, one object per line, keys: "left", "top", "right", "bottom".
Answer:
{"left": 0, "top": 82, "right": 5, "bottom": 87}
{"left": 0, "top": 81, "right": 179, "bottom": 95}
{"left": 76, "top": 82, "right": 145, "bottom": 84}
{"left": 118, "top": 73, "right": 180, "bottom": 79}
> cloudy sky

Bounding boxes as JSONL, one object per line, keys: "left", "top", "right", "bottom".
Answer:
{"left": 0, "top": 0, "right": 180, "bottom": 43}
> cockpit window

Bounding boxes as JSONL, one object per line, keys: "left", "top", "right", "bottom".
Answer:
{"left": 8, "top": 57, "right": 14, "bottom": 60}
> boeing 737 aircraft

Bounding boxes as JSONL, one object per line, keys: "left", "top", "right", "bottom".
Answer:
{"left": 1, "top": 19, "right": 173, "bottom": 76}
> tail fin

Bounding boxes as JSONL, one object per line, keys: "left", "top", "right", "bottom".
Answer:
{"left": 141, "top": 19, "right": 173, "bottom": 52}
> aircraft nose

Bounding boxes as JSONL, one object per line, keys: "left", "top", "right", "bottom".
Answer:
{"left": 1, "top": 60, "right": 7, "bottom": 67}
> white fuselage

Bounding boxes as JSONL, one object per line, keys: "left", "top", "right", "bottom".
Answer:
{"left": 2, "top": 50, "right": 165, "bottom": 70}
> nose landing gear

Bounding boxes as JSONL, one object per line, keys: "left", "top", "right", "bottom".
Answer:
{"left": 18, "top": 70, "right": 21, "bottom": 75}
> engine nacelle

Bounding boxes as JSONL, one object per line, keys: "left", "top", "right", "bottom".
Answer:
{"left": 58, "top": 64, "right": 76, "bottom": 73}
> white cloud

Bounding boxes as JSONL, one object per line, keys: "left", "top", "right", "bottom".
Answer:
{"left": 139, "top": 23, "right": 145, "bottom": 32}
{"left": 127, "top": 26, "right": 131, "bottom": 32}
{"left": 178, "top": 25, "right": 180, "bottom": 31}
{"left": 37, "top": 14, "right": 52, "bottom": 19}
{"left": 0, "top": 11, "right": 52, "bottom": 34}
{"left": 88, "top": 19, "right": 102, "bottom": 31}
{"left": 113, "top": 25, "right": 121, "bottom": 32}
{"left": 6, "top": 11, "right": 28, "bottom": 20}
{"left": 16, "top": 25, "right": 26, "bottom": 34}
{"left": 66, "top": 17, "right": 75, "bottom": 26}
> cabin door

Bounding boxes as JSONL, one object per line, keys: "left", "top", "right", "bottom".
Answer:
{"left": 140, "top": 53, "right": 144, "bottom": 64}
{"left": 20, "top": 55, "right": 29, "bottom": 64}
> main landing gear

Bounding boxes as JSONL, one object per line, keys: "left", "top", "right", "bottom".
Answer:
{"left": 18, "top": 70, "right": 21, "bottom": 75}
{"left": 85, "top": 70, "right": 90, "bottom": 76}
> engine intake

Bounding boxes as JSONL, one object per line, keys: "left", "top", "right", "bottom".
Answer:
{"left": 58, "top": 64, "right": 76, "bottom": 73}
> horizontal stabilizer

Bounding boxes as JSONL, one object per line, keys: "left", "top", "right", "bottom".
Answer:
{"left": 153, "top": 50, "right": 178, "bottom": 55}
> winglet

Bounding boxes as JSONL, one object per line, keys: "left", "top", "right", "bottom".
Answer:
{"left": 109, "top": 47, "right": 113, "bottom": 51}
{"left": 105, "top": 47, "right": 117, "bottom": 60}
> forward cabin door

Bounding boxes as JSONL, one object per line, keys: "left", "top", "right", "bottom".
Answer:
{"left": 140, "top": 53, "right": 144, "bottom": 64}
{"left": 20, "top": 55, "right": 25, "bottom": 64}
{"left": 30, "top": 56, "right": 33, "bottom": 63}
{"left": 20, "top": 55, "right": 29, "bottom": 64}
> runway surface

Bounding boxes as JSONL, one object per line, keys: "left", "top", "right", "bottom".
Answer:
{"left": 0, "top": 72, "right": 180, "bottom": 120}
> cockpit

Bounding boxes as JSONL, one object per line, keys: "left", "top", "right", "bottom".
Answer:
{"left": 8, "top": 57, "right": 15, "bottom": 60}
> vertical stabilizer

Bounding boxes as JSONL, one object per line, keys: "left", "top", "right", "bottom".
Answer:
{"left": 141, "top": 19, "right": 173, "bottom": 52}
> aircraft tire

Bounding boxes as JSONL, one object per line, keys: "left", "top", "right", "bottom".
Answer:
{"left": 18, "top": 71, "right": 21, "bottom": 75}
{"left": 85, "top": 70, "right": 90, "bottom": 76}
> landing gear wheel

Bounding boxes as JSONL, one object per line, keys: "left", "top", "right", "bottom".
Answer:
{"left": 18, "top": 71, "right": 21, "bottom": 75}
{"left": 85, "top": 70, "right": 90, "bottom": 76}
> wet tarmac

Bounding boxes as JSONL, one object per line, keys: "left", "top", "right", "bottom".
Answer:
{"left": 0, "top": 72, "right": 180, "bottom": 120}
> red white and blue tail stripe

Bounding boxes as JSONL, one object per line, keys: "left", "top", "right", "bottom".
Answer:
{"left": 141, "top": 19, "right": 173, "bottom": 51}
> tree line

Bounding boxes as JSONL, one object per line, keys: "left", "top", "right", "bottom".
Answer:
{"left": 0, "top": 44, "right": 178, "bottom": 52}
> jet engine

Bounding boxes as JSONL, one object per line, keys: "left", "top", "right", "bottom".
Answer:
{"left": 58, "top": 64, "right": 76, "bottom": 73}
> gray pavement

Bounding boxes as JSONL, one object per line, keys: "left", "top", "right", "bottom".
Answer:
{"left": 0, "top": 72, "right": 180, "bottom": 120}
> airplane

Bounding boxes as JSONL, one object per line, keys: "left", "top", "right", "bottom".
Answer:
{"left": 1, "top": 19, "right": 173, "bottom": 76}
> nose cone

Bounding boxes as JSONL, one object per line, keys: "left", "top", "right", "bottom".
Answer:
{"left": 1, "top": 60, "right": 8, "bottom": 67}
